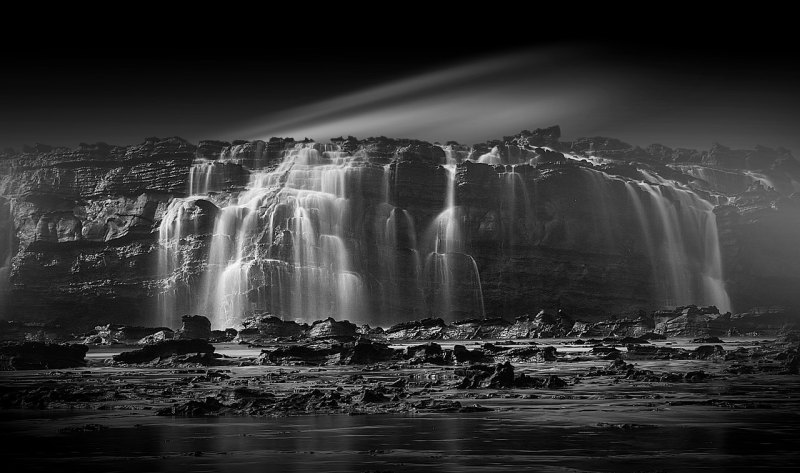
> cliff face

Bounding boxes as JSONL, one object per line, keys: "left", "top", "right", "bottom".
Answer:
{"left": 1, "top": 127, "right": 798, "bottom": 330}
{"left": 0, "top": 138, "right": 194, "bottom": 327}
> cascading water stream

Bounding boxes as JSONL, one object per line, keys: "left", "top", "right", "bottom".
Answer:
{"left": 618, "top": 171, "right": 731, "bottom": 311}
{"left": 192, "top": 146, "right": 371, "bottom": 328}
{"left": 157, "top": 197, "right": 205, "bottom": 327}
{"left": 424, "top": 164, "right": 486, "bottom": 321}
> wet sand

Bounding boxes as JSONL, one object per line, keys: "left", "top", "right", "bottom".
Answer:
{"left": 2, "top": 338, "right": 799, "bottom": 472}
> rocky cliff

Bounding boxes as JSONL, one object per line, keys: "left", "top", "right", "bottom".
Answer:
{"left": 1, "top": 126, "right": 798, "bottom": 331}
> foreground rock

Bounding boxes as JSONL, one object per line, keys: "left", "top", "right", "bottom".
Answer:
{"left": 112, "top": 339, "right": 216, "bottom": 364}
{"left": 456, "top": 362, "right": 568, "bottom": 389}
{"left": 0, "top": 342, "right": 87, "bottom": 370}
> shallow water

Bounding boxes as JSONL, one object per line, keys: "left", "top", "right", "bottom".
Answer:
{"left": 2, "top": 407, "right": 799, "bottom": 472}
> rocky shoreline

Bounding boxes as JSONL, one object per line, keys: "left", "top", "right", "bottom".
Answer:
{"left": 1, "top": 310, "right": 797, "bottom": 419}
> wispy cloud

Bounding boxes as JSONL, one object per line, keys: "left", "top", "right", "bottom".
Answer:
{"left": 232, "top": 47, "right": 619, "bottom": 144}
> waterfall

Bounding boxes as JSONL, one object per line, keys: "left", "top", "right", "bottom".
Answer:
{"left": 424, "top": 164, "right": 486, "bottom": 321}
{"left": 188, "top": 161, "right": 223, "bottom": 195}
{"left": 154, "top": 137, "right": 736, "bottom": 329}
{"left": 500, "top": 165, "right": 532, "bottom": 248}
{"left": 191, "top": 145, "right": 370, "bottom": 328}
{"left": 156, "top": 197, "right": 206, "bottom": 328}
{"left": 622, "top": 177, "right": 731, "bottom": 311}
{"left": 0, "top": 197, "right": 14, "bottom": 316}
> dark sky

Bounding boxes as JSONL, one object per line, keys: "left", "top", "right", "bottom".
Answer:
{"left": 1, "top": 32, "right": 798, "bottom": 154}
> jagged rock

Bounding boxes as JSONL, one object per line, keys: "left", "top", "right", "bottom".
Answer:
{"left": 83, "top": 324, "right": 173, "bottom": 345}
{"left": 443, "top": 318, "right": 510, "bottom": 339}
{"left": 307, "top": 318, "right": 358, "bottom": 339}
{"left": 456, "top": 364, "right": 496, "bottom": 388}
{"left": 112, "top": 339, "right": 215, "bottom": 364}
{"left": 0, "top": 342, "right": 87, "bottom": 370}
{"left": 138, "top": 330, "right": 174, "bottom": 345}
{"left": 569, "top": 314, "right": 655, "bottom": 338}
{"left": 488, "top": 361, "right": 515, "bottom": 388}
{"left": 495, "top": 345, "right": 558, "bottom": 363}
{"left": 654, "top": 306, "right": 726, "bottom": 337}
{"left": 385, "top": 318, "right": 447, "bottom": 340}
{"left": 240, "top": 315, "right": 306, "bottom": 340}
{"left": 457, "top": 361, "right": 568, "bottom": 389}
{"left": 501, "top": 310, "right": 573, "bottom": 338}
{"left": 406, "top": 342, "right": 446, "bottom": 365}
{"left": 176, "top": 315, "right": 211, "bottom": 340}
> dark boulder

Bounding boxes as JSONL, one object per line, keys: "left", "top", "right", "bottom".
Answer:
{"left": 340, "top": 339, "right": 399, "bottom": 365}
{"left": 693, "top": 345, "right": 726, "bottom": 360}
{"left": 488, "top": 361, "right": 516, "bottom": 388}
{"left": 453, "top": 344, "right": 489, "bottom": 363}
{"left": 0, "top": 342, "right": 88, "bottom": 370}
{"left": 406, "top": 342, "right": 446, "bottom": 364}
{"left": 176, "top": 315, "right": 211, "bottom": 340}
{"left": 456, "top": 364, "right": 495, "bottom": 389}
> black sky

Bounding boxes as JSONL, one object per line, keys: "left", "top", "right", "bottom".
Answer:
{"left": 1, "top": 30, "right": 798, "bottom": 153}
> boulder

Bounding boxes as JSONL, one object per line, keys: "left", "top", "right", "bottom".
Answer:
{"left": 138, "top": 330, "right": 174, "bottom": 345}
{"left": 0, "top": 342, "right": 87, "bottom": 370}
{"left": 406, "top": 342, "right": 446, "bottom": 364}
{"left": 176, "top": 315, "right": 211, "bottom": 340}
{"left": 112, "top": 339, "right": 215, "bottom": 364}
{"left": 242, "top": 315, "right": 305, "bottom": 339}
{"left": 307, "top": 318, "right": 358, "bottom": 339}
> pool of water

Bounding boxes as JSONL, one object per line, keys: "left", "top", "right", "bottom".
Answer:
{"left": 2, "top": 405, "right": 798, "bottom": 472}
